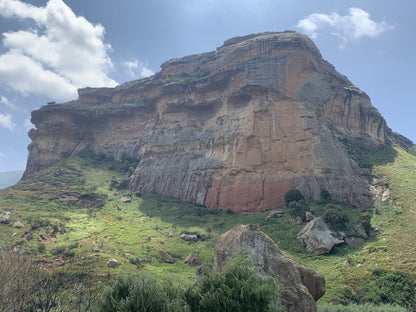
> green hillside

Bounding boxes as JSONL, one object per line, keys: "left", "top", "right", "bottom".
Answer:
{"left": 1, "top": 147, "right": 416, "bottom": 310}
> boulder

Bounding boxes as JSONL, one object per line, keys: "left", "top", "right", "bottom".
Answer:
{"left": 305, "top": 211, "right": 315, "bottom": 222}
{"left": 297, "top": 217, "right": 344, "bottom": 255}
{"left": 12, "top": 220, "right": 25, "bottom": 228}
{"left": 344, "top": 237, "right": 364, "bottom": 246}
{"left": 266, "top": 209, "right": 284, "bottom": 219}
{"left": 107, "top": 258, "right": 120, "bottom": 268}
{"left": 184, "top": 254, "right": 201, "bottom": 266}
{"left": 0, "top": 211, "right": 11, "bottom": 224}
{"left": 180, "top": 233, "right": 198, "bottom": 242}
{"left": 159, "top": 250, "right": 174, "bottom": 263}
{"left": 168, "top": 230, "right": 175, "bottom": 237}
{"left": 355, "top": 224, "right": 368, "bottom": 238}
{"left": 120, "top": 197, "right": 132, "bottom": 203}
{"left": 92, "top": 245, "right": 100, "bottom": 252}
{"left": 215, "top": 224, "right": 324, "bottom": 312}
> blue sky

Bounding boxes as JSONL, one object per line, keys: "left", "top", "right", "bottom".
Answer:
{"left": 0, "top": 0, "right": 415, "bottom": 172}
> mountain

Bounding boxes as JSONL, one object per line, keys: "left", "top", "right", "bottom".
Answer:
{"left": 24, "top": 31, "right": 409, "bottom": 213}
{"left": 0, "top": 170, "right": 23, "bottom": 189}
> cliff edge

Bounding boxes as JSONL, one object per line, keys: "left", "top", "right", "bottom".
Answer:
{"left": 25, "top": 31, "right": 397, "bottom": 212}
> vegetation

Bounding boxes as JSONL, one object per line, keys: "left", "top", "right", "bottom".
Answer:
{"left": 287, "top": 199, "right": 309, "bottom": 220}
{"left": 96, "top": 255, "right": 282, "bottom": 312}
{"left": 284, "top": 189, "right": 304, "bottom": 206}
{"left": 1, "top": 146, "right": 416, "bottom": 310}
{"left": 322, "top": 204, "right": 349, "bottom": 232}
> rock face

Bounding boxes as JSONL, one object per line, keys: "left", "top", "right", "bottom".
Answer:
{"left": 215, "top": 224, "right": 325, "bottom": 312}
{"left": 297, "top": 217, "right": 344, "bottom": 255}
{"left": 25, "top": 31, "right": 399, "bottom": 212}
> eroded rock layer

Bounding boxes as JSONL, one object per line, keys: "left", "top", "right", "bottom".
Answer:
{"left": 26, "top": 31, "right": 392, "bottom": 211}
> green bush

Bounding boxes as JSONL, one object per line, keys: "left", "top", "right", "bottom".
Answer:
{"left": 358, "top": 269, "right": 416, "bottom": 309}
{"left": 95, "top": 255, "right": 283, "bottom": 312}
{"left": 320, "top": 189, "right": 332, "bottom": 202}
{"left": 185, "top": 255, "right": 283, "bottom": 312}
{"left": 318, "top": 303, "right": 407, "bottom": 312}
{"left": 284, "top": 189, "right": 304, "bottom": 206}
{"left": 95, "top": 274, "right": 184, "bottom": 312}
{"left": 287, "top": 200, "right": 309, "bottom": 220}
{"left": 323, "top": 204, "right": 349, "bottom": 231}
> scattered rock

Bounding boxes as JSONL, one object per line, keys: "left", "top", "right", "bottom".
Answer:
{"left": 124, "top": 253, "right": 133, "bottom": 257}
{"left": 343, "top": 259, "right": 351, "bottom": 266}
{"left": 266, "top": 209, "right": 284, "bottom": 219}
{"left": 120, "top": 197, "right": 131, "bottom": 203}
{"left": 12, "top": 220, "right": 25, "bottom": 228}
{"left": 197, "top": 233, "right": 207, "bottom": 241}
{"left": 168, "top": 230, "right": 175, "bottom": 237}
{"left": 297, "top": 217, "right": 344, "bottom": 255}
{"left": 215, "top": 224, "right": 324, "bottom": 312}
{"left": 180, "top": 233, "right": 198, "bottom": 242}
{"left": 369, "top": 227, "right": 380, "bottom": 237}
{"left": 196, "top": 265, "right": 203, "bottom": 276}
{"left": 116, "top": 205, "right": 122, "bottom": 211}
{"left": 344, "top": 237, "right": 364, "bottom": 246}
{"left": 12, "top": 232, "right": 17, "bottom": 236}
{"left": 305, "top": 211, "right": 315, "bottom": 222}
{"left": 92, "top": 246, "right": 100, "bottom": 252}
{"left": 355, "top": 224, "right": 368, "bottom": 238}
{"left": 0, "top": 211, "right": 11, "bottom": 224}
{"left": 159, "top": 250, "right": 174, "bottom": 263}
{"left": 107, "top": 259, "right": 120, "bottom": 268}
{"left": 184, "top": 254, "right": 201, "bottom": 266}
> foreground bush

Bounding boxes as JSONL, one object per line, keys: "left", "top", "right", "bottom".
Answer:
{"left": 185, "top": 256, "right": 283, "bottom": 312}
{"left": 95, "top": 255, "right": 283, "bottom": 312}
{"left": 318, "top": 303, "right": 407, "bottom": 312}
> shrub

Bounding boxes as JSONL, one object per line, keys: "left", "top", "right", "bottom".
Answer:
{"left": 358, "top": 269, "right": 416, "bottom": 309}
{"left": 287, "top": 199, "right": 309, "bottom": 220}
{"left": 95, "top": 274, "right": 186, "bottom": 312}
{"left": 185, "top": 255, "right": 283, "bottom": 312}
{"left": 284, "top": 189, "right": 304, "bottom": 206}
{"left": 323, "top": 204, "right": 349, "bottom": 231}
{"left": 320, "top": 189, "right": 332, "bottom": 202}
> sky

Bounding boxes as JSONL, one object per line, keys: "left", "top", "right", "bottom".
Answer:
{"left": 0, "top": 0, "right": 415, "bottom": 172}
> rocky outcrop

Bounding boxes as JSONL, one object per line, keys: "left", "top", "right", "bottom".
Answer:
{"left": 215, "top": 224, "right": 325, "bottom": 312}
{"left": 297, "top": 217, "right": 344, "bottom": 255}
{"left": 25, "top": 31, "right": 399, "bottom": 212}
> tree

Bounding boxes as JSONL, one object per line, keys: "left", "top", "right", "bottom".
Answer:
{"left": 284, "top": 189, "right": 304, "bottom": 206}
{"left": 323, "top": 203, "right": 349, "bottom": 231}
{"left": 287, "top": 200, "right": 309, "bottom": 220}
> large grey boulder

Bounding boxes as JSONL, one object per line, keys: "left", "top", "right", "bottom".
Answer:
{"left": 215, "top": 224, "right": 325, "bottom": 312}
{"left": 297, "top": 217, "right": 344, "bottom": 255}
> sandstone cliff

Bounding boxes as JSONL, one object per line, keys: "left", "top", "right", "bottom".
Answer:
{"left": 26, "top": 31, "right": 396, "bottom": 212}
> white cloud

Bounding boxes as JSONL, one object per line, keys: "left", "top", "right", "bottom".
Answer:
{"left": 297, "top": 8, "right": 393, "bottom": 46}
{"left": 1, "top": 95, "right": 16, "bottom": 110}
{"left": 0, "top": 152, "right": 4, "bottom": 158}
{"left": 0, "top": 0, "right": 117, "bottom": 101}
{"left": 124, "top": 59, "right": 154, "bottom": 79}
{"left": 0, "top": 112, "right": 15, "bottom": 130}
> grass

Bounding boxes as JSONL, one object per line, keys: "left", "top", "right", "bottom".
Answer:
{"left": 1, "top": 146, "right": 416, "bottom": 308}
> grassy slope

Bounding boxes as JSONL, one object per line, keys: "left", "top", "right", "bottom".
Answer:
{"left": 0, "top": 147, "right": 415, "bottom": 305}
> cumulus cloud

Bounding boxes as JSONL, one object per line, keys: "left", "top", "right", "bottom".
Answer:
{"left": 1, "top": 95, "right": 16, "bottom": 110}
{"left": 124, "top": 59, "right": 154, "bottom": 79}
{"left": 297, "top": 8, "right": 393, "bottom": 46}
{"left": 0, "top": 112, "right": 15, "bottom": 130}
{"left": 0, "top": 0, "right": 117, "bottom": 101}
